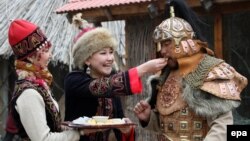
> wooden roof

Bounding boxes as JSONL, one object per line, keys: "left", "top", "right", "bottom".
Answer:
{"left": 55, "top": 0, "right": 250, "bottom": 59}
{"left": 56, "top": 0, "right": 155, "bottom": 14}
{"left": 55, "top": 0, "right": 250, "bottom": 22}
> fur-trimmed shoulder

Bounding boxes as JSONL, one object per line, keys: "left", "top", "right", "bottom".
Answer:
{"left": 145, "top": 75, "right": 160, "bottom": 107}
{"left": 182, "top": 80, "right": 240, "bottom": 118}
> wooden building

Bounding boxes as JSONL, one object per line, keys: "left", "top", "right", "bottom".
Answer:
{"left": 0, "top": 0, "right": 249, "bottom": 140}
{"left": 56, "top": 0, "right": 250, "bottom": 140}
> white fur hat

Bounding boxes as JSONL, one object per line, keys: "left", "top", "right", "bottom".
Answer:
{"left": 72, "top": 27, "right": 117, "bottom": 69}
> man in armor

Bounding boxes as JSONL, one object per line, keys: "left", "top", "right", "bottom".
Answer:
{"left": 133, "top": 0, "right": 248, "bottom": 140}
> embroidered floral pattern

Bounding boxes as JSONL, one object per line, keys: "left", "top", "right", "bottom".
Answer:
{"left": 15, "top": 60, "right": 53, "bottom": 87}
{"left": 11, "top": 80, "right": 61, "bottom": 140}
{"left": 96, "top": 98, "right": 113, "bottom": 117}
{"left": 159, "top": 76, "right": 180, "bottom": 108}
{"left": 10, "top": 60, "right": 61, "bottom": 139}
{"left": 89, "top": 72, "right": 126, "bottom": 96}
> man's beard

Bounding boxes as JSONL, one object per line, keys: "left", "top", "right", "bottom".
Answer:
{"left": 157, "top": 52, "right": 178, "bottom": 70}
{"left": 167, "top": 57, "right": 178, "bottom": 70}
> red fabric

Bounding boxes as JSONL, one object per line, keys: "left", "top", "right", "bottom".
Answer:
{"left": 5, "top": 112, "right": 18, "bottom": 133}
{"left": 73, "top": 27, "right": 95, "bottom": 43}
{"left": 8, "top": 19, "right": 48, "bottom": 60}
{"left": 128, "top": 68, "right": 142, "bottom": 94}
{"left": 121, "top": 127, "right": 135, "bottom": 141}
{"left": 8, "top": 19, "right": 37, "bottom": 46}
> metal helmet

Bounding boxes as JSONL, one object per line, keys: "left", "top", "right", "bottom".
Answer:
{"left": 152, "top": 4, "right": 209, "bottom": 61}
{"left": 153, "top": 17, "right": 194, "bottom": 49}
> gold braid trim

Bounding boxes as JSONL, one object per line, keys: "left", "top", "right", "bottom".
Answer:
{"left": 184, "top": 55, "right": 223, "bottom": 89}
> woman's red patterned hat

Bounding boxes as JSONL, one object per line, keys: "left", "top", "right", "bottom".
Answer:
{"left": 8, "top": 19, "right": 49, "bottom": 60}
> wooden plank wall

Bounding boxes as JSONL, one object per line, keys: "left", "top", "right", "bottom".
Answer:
{"left": 124, "top": 16, "right": 161, "bottom": 141}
